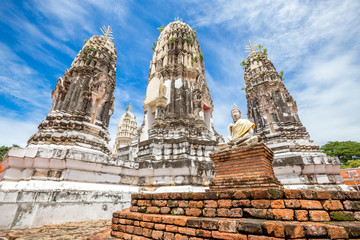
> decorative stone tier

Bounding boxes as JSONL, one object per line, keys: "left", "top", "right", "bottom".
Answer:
{"left": 210, "top": 144, "right": 283, "bottom": 190}
{"left": 0, "top": 146, "right": 137, "bottom": 229}
{"left": 111, "top": 188, "right": 360, "bottom": 239}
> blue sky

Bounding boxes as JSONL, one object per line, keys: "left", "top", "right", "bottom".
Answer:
{"left": 1, "top": 0, "right": 360, "bottom": 148}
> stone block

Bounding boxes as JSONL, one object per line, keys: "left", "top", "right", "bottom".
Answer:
{"left": 218, "top": 199, "right": 232, "bottom": 208}
{"left": 251, "top": 200, "right": 270, "bottom": 209}
{"left": 201, "top": 219, "right": 218, "bottom": 230}
{"left": 272, "top": 209, "right": 294, "bottom": 221}
{"left": 329, "top": 211, "right": 355, "bottom": 221}
{"left": 203, "top": 208, "right": 216, "bottom": 217}
{"left": 309, "top": 211, "right": 330, "bottom": 222}
{"left": 295, "top": 210, "right": 308, "bottom": 221}
{"left": 262, "top": 222, "right": 285, "bottom": 238}
{"left": 251, "top": 189, "right": 271, "bottom": 199}
{"left": 322, "top": 200, "right": 343, "bottom": 210}
{"left": 232, "top": 199, "right": 251, "bottom": 207}
{"left": 284, "top": 223, "right": 305, "bottom": 238}
{"left": 299, "top": 200, "right": 323, "bottom": 209}
{"left": 270, "top": 200, "right": 285, "bottom": 209}
{"left": 343, "top": 200, "right": 360, "bottom": 210}
{"left": 303, "top": 223, "right": 327, "bottom": 237}
{"left": 212, "top": 231, "right": 247, "bottom": 240}
{"left": 178, "top": 227, "right": 196, "bottom": 236}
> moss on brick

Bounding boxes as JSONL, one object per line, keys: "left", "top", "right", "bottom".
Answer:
{"left": 330, "top": 211, "right": 355, "bottom": 221}
{"left": 139, "top": 206, "right": 147, "bottom": 213}
{"left": 269, "top": 189, "right": 284, "bottom": 199}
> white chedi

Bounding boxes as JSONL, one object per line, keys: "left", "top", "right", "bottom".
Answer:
{"left": 113, "top": 106, "right": 137, "bottom": 154}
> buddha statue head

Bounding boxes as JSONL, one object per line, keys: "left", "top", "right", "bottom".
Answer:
{"left": 231, "top": 104, "right": 242, "bottom": 122}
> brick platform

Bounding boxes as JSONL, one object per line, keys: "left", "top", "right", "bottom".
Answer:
{"left": 111, "top": 189, "right": 360, "bottom": 239}
{"left": 210, "top": 143, "right": 283, "bottom": 190}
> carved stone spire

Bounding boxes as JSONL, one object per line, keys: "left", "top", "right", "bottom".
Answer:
{"left": 139, "top": 21, "right": 220, "bottom": 142}
{"left": 242, "top": 49, "right": 347, "bottom": 190}
{"left": 244, "top": 51, "right": 310, "bottom": 142}
{"left": 27, "top": 34, "right": 117, "bottom": 154}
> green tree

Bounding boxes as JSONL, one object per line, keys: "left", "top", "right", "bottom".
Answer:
{"left": 321, "top": 141, "right": 360, "bottom": 165}
{"left": 0, "top": 144, "right": 20, "bottom": 161}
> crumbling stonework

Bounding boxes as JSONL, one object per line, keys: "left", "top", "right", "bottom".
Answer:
{"left": 28, "top": 35, "right": 117, "bottom": 154}
{"left": 113, "top": 110, "right": 137, "bottom": 154}
{"left": 111, "top": 188, "right": 360, "bottom": 239}
{"left": 243, "top": 50, "right": 348, "bottom": 190}
{"left": 115, "top": 21, "right": 223, "bottom": 192}
{"left": 210, "top": 143, "right": 283, "bottom": 190}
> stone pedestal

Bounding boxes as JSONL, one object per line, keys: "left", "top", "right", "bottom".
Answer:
{"left": 210, "top": 143, "right": 283, "bottom": 190}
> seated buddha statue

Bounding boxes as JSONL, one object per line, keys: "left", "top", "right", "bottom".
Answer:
{"left": 226, "top": 104, "right": 261, "bottom": 147}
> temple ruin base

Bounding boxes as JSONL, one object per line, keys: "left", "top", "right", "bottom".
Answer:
{"left": 210, "top": 143, "right": 283, "bottom": 190}
{"left": 0, "top": 146, "right": 137, "bottom": 229}
{"left": 111, "top": 188, "right": 360, "bottom": 239}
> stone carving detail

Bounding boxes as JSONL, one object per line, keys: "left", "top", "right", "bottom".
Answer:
{"left": 139, "top": 21, "right": 222, "bottom": 142}
{"left": 242, "top": 49, "right": 347, "bottom": 190}
{"left": 28, "top": 35, "right": 117, "bottom": 154}
{"left": 115, "top": 21, "right": 223, "bottom": 191}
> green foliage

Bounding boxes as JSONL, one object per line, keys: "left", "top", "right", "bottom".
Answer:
{"left": 279, "top": 70, "right": 284, "bottom": 81}
{"left": 321, "top": 141, "right": 360, "bottom": 165}
{"left": 157, "top": 25, "right": 164, "bottom": 32}
{"left": 192, "top": 56, "right": 198, "bottom": 62}
{"left": 83, "top": 39, "right": 87, "bottom": 45}
{"left": 241, "top": 87, "right": 247, "bottom": 91}
{"left": 240, "top": 60, "right": 246, "bottom": 69}
{"left": 186, "top": 34, "right": 194, "bottom": 46}
{"left": 168, "top": 36, "right": 175, "bottom": 44}
{"left": 0, "top": 144, "right": 20, "bottom": 161}
{"left": 258, "top": 44, "right": 263, "bottom": 51}
{"left": 255, "top": 55, "right": 260, "bottom": 62}
{"left": 192, "top": 27, "right": 197, "bottom": 35}
{"left": 340, "top": 160, "right": 360, "bottom": 169}
{"left": 199, "top": 52, "right": 204, "bottom": 61}
{"left": 152, "top": 42, "right": 157, "bottom": 51}
{"left": 83, "top": 46, "right": 97, "bottom": 64}
{"left": 263, "top": 48, "right": 268, "bottom": 56}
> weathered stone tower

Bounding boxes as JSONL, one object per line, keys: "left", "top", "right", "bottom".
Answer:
{"left": 115, "top": 21, "right": 223, "bottom": 192}
{"left": 243, "top": 47, "right": 348, "bottom": 190}
{"left": 113, "top": 108, "right": 137, "bottom": 154}
{"left": 28, "top": 35, "right": 116, "bottom": 154}
{"left": 139, "top": 21, "right": 218, "bottom": 141}
{"left": 0, "top": 31, "right": 138, "bottom": 229}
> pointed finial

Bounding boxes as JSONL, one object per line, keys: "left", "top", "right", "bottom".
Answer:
{"left": 231, "top": 104, "right": 241, "bottom": 114}
{"left": 100, "top": 25, "right": 114, "bottom": 40}
{"left": 245, "top": 40, "right": 258, "bottom": 53}
{"left": 125, "top": 103, "right": 133, "bottom": 112}
{"left": 174, "top": 16, "right": 183, "bottom": 22}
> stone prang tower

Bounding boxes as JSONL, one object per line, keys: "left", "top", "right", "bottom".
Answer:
{"left": 243, "top": 45, "right": 348, "bottom": 190}
{"left": 115, "top": 21, "right": 223, "bottom": 192}
{"left": 28, "top": 35, "right": 116, "bottom": 154}
{"left": 139, "top": 21, "right": 220, "bottom": 142}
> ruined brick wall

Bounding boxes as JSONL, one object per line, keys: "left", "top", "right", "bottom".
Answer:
{"left": 210, "top": 143, "right": 282, "bottom": 190}
{"left": 112, "top": 189, "right": 360, "bottom": 239}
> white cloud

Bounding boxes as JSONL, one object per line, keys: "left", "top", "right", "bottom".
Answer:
{"left": 0, "top": 117, "right": 38, "bottom": 147}
{"left": 188, "top": 0, "right": 360, "bottom": 144}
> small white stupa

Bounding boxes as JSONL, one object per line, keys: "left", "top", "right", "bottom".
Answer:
{"left": 113, "top": 104, "right": 137, "bottom": 154}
